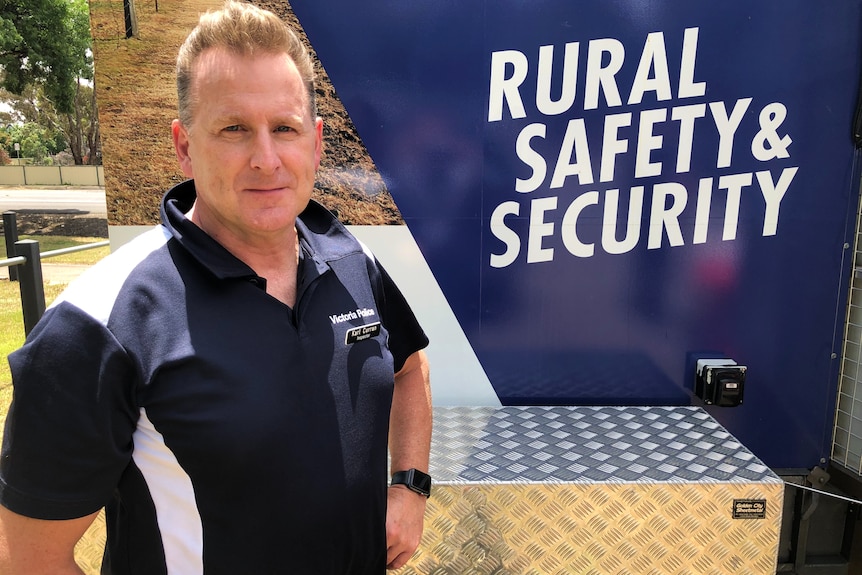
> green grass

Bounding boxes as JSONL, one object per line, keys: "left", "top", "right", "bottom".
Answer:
{"left": 0, "top": 280, "right": 27, "bottom": 410}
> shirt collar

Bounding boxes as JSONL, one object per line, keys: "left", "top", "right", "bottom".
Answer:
{"left": 160, "top": 180, "right": 365, "bottom": 282}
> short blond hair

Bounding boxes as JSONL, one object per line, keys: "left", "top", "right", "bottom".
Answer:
{"left": 176, "top": 0, "right": 316, "bottom": 127}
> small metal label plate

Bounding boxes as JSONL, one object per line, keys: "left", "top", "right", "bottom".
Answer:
{"left": 733, "top": 499, "right": 767, "bottom": 519}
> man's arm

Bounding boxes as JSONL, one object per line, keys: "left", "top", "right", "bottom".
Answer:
{"left": 386, "top": 349, "right": 432, "bottom": 570}
{"left": 0, "top": 506, "right": 99, "bottom": 575}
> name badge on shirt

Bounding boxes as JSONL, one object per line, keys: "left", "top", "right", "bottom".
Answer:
{"left": 345, "top": 322, "right": 382, "bottom": 345}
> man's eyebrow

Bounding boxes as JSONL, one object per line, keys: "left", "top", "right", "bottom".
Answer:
{"left": 213, "top": 113, "right": 244, "bottom": 125}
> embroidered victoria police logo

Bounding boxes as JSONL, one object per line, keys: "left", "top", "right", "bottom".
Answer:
{"left": 329, "top": 307, "right": 381, "bottom": 345}
{"left": 329, "top": 307, "right": 376, "bottom": 325}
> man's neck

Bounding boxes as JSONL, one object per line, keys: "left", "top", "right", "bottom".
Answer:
{"left": 187, "top": 204, "right": 300, "bottom": 306}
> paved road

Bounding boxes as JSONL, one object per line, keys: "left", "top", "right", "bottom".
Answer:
{"left": 0, "top": 187, "right": 107, "bottom": 216}
{"left": 0, "top": 187, "right": 109, "bottom": 284}
{"left": 0, "top": 262, "right": 93, "bottom": 284}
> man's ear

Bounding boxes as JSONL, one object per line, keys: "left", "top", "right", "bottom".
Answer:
{"left": 172, "top": 119, "right": 194, "bottom": 178}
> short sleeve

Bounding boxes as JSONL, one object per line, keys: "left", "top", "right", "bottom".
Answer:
{"left": 0, "top": 302, "right": 138, "bottom": 520}
{"left": 365, "top": 257, "right": 429, "bottom": 373}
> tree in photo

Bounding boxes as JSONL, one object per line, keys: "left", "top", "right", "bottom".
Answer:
{"left": 0, "top": 0, "right": 100, "bottom": 164}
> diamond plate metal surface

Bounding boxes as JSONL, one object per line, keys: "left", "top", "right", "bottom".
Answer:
{"left": 430, "top": 406, "right": 779, "bottom": 484}
{"left": 73, "top": 406, "right": 782, "bottom": 574}
{"left": 74, "top": 511, "right": 105, "bottom": 575}
{"left": 395, "top": 406, "right": 783, "bottom": 575}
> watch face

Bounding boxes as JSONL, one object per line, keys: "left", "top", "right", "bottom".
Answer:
{"left": 412, "top": 471, "right": 431, "bottom": 495}
{"left": 393, "top": 469, "right": 432, "bottom": 496}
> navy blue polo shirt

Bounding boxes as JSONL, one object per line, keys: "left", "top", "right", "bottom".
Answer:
{"left": 0, "top": 180, "right": 428, "bottom": 574}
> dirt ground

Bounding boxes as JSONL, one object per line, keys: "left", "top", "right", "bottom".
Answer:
{"left": 88, "top": 0, "right": 403, "bottom": 226}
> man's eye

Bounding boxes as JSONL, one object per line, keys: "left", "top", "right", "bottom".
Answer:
{"left": 224, "top": 125, "right": 241, "bottom": 132}
{"left": 275, "top": 126, "right": 295, "bottom": 133}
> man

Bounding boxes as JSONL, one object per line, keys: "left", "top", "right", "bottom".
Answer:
{"left": 0, "top": 1, "right": 432, "bottom": 573}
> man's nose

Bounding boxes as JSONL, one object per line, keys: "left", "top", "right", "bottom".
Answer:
{"left": 249, "top": 133, "right": 280, "bottom": 173}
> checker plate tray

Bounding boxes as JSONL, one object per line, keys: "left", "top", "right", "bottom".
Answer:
{"left": 394, "top": 406, "right": 783, "bottom": 575}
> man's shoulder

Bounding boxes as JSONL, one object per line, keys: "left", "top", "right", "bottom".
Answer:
{"left": 49, "top": 225, "right": 173, "bottom": 324}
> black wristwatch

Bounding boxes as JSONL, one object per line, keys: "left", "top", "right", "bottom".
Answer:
{"left": 391, "top": 469, "right": 432, "bottom": 497}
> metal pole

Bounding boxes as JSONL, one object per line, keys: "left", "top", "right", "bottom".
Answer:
{"left": 123, "top": 0, "right": 138, "bottom": 38}
{"left": 15, "top": 240, "right": 45, "bottom": 336}
{"left": 3, "top": 211, "right": 19, "bottom": 281}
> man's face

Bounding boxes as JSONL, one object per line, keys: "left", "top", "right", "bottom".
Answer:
{"left": 172, "top": 47, "right": 322, "bottom": 244}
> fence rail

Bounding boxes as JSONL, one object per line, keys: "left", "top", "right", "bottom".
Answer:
{"left": 0, "top": 255, "right": 25, "bottom": 268}
{"left": 1, "top": 211, "right": 108, "bottom": 335}
{"left": 41, "top": 241, "right": 110, "bottom": 260}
